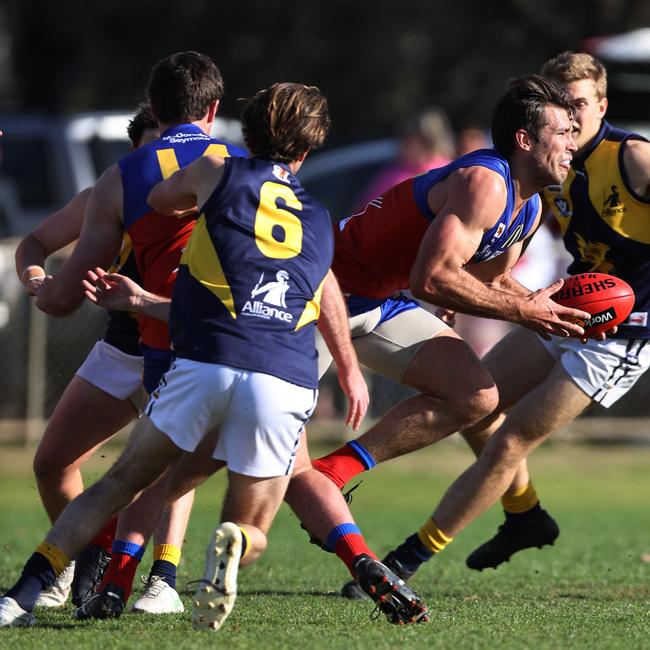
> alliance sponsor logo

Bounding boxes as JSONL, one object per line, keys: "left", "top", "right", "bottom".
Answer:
{"left": 242, "top": 270, "right": 294, "bottom": 322}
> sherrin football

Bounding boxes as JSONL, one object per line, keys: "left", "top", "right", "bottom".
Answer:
{"left": 552, "top": 273, "right": 635, "bottom": 336}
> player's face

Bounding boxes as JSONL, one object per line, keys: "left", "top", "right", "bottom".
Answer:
{"left": 532, "top": 105, "right": 577, "bottom": 185}
{"left": 563, "top": 78, "right": 608, "bottom": 153}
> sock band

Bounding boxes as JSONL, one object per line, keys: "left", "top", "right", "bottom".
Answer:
{"left": 239, "top": 527, "right": 251, "bottom": 561}
{"left": 502, "top": 482, "right": 539, "bottom": 513}
{"left": 326, "top": 523, "right": 361, "bottom": 552}
{"left": 35, "top": 541, "right": 69, "bottom": 576}
{"left": 347, "top": 441, "right": 376, "bottom": 470}
{"left": 153, "top": 543, "right": 181, "bottom": 566}
{"left": 111, "top": 540, "right": 145, "bottom": 561}
{"left": 417, "top": 518, "right": 453, "bottom": 554}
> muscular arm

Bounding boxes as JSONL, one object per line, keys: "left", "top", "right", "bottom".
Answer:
{"left": 317, "top": 270, "right": 368, "bottom": 430}
{"left": 148, "top": 155, "right": 226, "bottom": 215}
{"left": 15, "top": 188, "right": 91, "bottom": 295}
{"left": 410, "top": 168, "right": 588, "bottom": 337}
{"left": 623, "top": 139, "right": 650, "bottom": 199}
{"left": 36, "top": 166, "right": 124, "bottom": 316}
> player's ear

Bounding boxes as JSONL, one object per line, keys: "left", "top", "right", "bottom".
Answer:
{"left": 514, "top": 129, "right": 532, "bottom": 152}
{"left": 207, "top": 100, "right": 219, "bottom": 123}
{"left": 597, "top": 96, "right": 608, "bottom": 119}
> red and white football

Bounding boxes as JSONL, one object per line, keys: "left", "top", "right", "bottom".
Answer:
{"left": 551, "top": 273, "right": 635, "bottom": 336}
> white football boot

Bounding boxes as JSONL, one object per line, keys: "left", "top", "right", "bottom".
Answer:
{"left": 132, "top": 575, "right": 184, "bottom": 614}
{"left": 35, "top": 561, "right": 75, "bottom": 608}
{"left": 0, "top": 596, "right": 35, "bottom": 627}
{"left": 192, "top": 522, "right": 241, "bottom": 631}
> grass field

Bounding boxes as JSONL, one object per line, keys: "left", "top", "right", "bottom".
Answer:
{"left": 1, "top": 437, "right": 649, "bottom": 649}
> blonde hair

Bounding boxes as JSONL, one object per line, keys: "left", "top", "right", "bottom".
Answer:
{"left": 541, "top": 51, "right": 607, "bottom": 99}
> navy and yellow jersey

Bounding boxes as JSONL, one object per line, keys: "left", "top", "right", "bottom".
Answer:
{"left": 543, "top": 121, "right": 650, "bottom": 339}
{"left": 118, "top": 123, "right": 247, "bottom": 350}
{"left": 103, "top": 232, "right": 142, "bottom": 356}
{"left": 170, "top": 157, "right": 333, "bottom": 389}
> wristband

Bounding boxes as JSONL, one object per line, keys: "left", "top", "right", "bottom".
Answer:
{"left": 20, "top": 266, "right": 46, "bottom": 284}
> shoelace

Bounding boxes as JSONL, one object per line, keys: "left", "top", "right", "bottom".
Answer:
{"left": 140, "top": 576, "right": 166, "bottom": 598}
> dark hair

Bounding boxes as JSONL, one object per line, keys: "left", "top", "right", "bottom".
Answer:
{"left": 127, "top": 103, "right": 157, "bottom": 147}
{"left": 491, "top": 74, "right": 576, "bottom": 157}
{"left": 241, "top": 83, "right": 330, "bottom": 163}
{"left": 147, "top": 51, "right": 224, "bottom": 124}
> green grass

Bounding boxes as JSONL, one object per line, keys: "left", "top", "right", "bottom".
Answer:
{"left": 1, "top": 438, "right": 650, "bottom": 649}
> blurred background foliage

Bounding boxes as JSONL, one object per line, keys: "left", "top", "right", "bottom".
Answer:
{"left": 1, "top": 0, "right": 649, "bottom": 144}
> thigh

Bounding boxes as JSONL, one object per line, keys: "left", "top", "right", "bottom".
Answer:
{"left": 354, "top": 303, "right": 450, "bottom": 383}
{"left": 215, "top": 371, "right": 317, "bottom": 478}
{"left": 221, "top": 470, "right": 290, "bottom": 535}
{"left": 481, "top": 327, "right": 556, "bottom": 411}
{"left": 35, "top": 375, "right": 137, "bottom": 471}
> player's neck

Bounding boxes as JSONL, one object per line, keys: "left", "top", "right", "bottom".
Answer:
{"left": 158, "top": 118, "right": 212, "bottom": 137}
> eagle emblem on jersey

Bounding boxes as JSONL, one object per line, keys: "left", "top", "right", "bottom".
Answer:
{"left": 574, "top": 232, "right": 616, "bottom": 274}
{"left": 601, "top": 184, "right": 627, "bottom": 218}
{"left": 554, "top": 197, "right": 572, "bottom": 218}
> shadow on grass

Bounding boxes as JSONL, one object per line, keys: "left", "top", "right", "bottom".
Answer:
{"left": 180, "top": 587, "right": 341, "bottom": 598}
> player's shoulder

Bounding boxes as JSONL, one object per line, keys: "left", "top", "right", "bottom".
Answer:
{"left": 450, "top": 163, "right": 508, "bottom": 205}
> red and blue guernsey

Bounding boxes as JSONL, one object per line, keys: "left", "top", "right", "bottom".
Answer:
{"left": 332, "top": 149, "right": 541, "bottom": 301}
{"left": 170, "top": 157, "right": 333, "bottom": 389}
{"left": 119, "top": 123, "right": 247, "bottom": 352}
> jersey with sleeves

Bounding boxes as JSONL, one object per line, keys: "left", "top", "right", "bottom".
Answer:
{"left": 118, "top": 123, "right": 247, "bottom": 350}
{"left": 170, "top": 157, "right": 334, "bottom": 389}
{"left": 542, "top": 121, "right": 650, "bottom": 339}
{"left": 332, "top": 149, "right": 540, "bottom": 299}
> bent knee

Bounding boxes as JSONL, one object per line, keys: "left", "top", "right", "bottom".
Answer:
{"left": 33, "top": 450, "right": 75, "bottom": 483}
{"left": 454, "top": 385, "right": 499, "bottom": 429}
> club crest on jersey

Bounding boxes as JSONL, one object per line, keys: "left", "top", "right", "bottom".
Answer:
{"left": 601, "top": 184, "right": 627, "bottom": 218}
{"left": 272, "top": 164, "right": 290, "bottom": 183}
{"left": 554, "top": 197, "right": 572, "bottom": 217}
{"left": 494, "top": 223, "right": 506, "bottom": 238}
{"left": 242, "top": 270, "right": 294, "bottom": 322}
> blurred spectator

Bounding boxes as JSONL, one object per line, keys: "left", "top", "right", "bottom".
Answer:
{"left": 456, "top": 122, "right": 491, "bottom": 155}
{"left": 358, "top": 108, "right": 455, "bottom": 207}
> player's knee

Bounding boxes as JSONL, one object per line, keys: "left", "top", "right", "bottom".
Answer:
{"left": 457, "top": 385, "right": 499, "bottom": 429}
{"left": 483, "top": 431, "right": 527, "bottom": 469}
{"left": 32, "top": 449, "right": 70, "bottom": 484}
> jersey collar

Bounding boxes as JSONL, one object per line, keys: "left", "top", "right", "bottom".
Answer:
{"left": 572, "top": 120, "right": 610, "bottom": 170}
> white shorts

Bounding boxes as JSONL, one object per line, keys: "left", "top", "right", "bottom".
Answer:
{"left": 146, "top": 358, "right": 318, "bottom": 478}
{"left": 539, "top": 336, "right": 650, "bottom": 407}
{"left": 76, "top": 340, "right": 144, "bottom": 407}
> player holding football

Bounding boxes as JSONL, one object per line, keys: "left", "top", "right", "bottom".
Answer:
{"left": 0, "top": 82, "right": 428, "bottom": 630}
{"left": 371, "top": 52, "right": 650, "bottom": 583}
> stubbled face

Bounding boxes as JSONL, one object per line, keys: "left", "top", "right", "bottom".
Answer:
{"left": 530, "top": 105, "right": 577, "bottom": 185}
{"left": 563, "top": 78, "right": 608, "bottom": 152}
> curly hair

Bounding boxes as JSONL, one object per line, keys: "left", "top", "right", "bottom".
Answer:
{"left": 126, "top": 102, "right": 157, "bottom": 147}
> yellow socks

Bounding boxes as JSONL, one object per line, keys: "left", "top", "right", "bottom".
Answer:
{"left": 35, "top": 541, "right": 69, "bottom": 576}
{"left": 502, "top": 482, "right": 539, "bottom": 514}
{"left": 153, "top": 543, "right": 181, "bottom": 566}
{"left": 417, "top": 518, "right": 453, "bottom": 554}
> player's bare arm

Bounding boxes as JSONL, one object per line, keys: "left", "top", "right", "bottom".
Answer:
{"left": 147, "top": 154, "right": 226, "bottom": 215}
{"left": 15, "top": 187, "right": 91, "bottom": 296}
{"left": 622, "top": 139, "right": 650, "bottom": 199}
{"left": 317, "top": 270, "right": 369, "bottom": 431}
{"left": 410, "top": 167, "right": 589, "bottom": 337}
{"left": 36, "top": 166, "right": 124, "bottom": 317}
{"left": 83, "top": 267, "right": 171, "bottom": 322}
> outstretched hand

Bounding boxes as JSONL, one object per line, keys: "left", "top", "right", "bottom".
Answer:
{"left": 520, "top": 278, "right": 591, "bottom": 339}
{"left": 337, "top": 365, "right": 369, "bottom": 431}
{"left": 83, "top": 267, "right": 145, "bottom": 312}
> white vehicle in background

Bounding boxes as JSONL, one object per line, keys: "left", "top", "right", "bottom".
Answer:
{"left": 0, "top": 112, "right": 244, "bottom": 236}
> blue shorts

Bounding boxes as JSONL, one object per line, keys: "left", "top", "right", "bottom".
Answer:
{"left": 141, "top": 344, "right": 174, "bottom": 394}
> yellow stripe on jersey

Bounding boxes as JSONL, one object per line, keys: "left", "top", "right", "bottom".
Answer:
{"left": 294, "top": 275, "right": 325, "bottom": 331}
{"left": 203, "top": 143, "right": 230, "bottom": 157}
{"left": 181, "top": 213, "right": 237, "bottom": 319}
{"left": 156, "top": 149, "right": 181, "bottom": 180}
{"left": 585, "top": 139, "right": 650, "bottom": 244}
{"left": 108, "top": 232, "right": 133, "bottom": 274}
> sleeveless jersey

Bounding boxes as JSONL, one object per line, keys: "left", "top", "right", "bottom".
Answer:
{"left": 170, "top": 157, "right": 333, "bottom": 389}
{"left": 103, "top": 232, "right": 142, "bottom": 356}
{"left": 332, "top": 149, "right": 540, "bottom": 299}
{"left": 119, "top": 123, "right": 247, "bottom": 350}
{"left": 542, "top": 121, "right": 650, "bottom": 339}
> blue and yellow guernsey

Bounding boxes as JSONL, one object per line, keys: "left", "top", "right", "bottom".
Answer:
{"left": 170, "top": 157, "right": 333, "bottom": 389}
{"left": 543, "top": 121, "right": 650, "bottom": 339}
